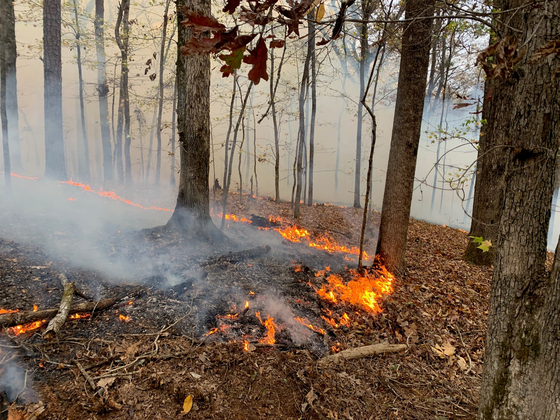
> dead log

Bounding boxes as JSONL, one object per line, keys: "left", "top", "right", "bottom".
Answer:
{"left": 200, "top": 245, "right": 271, "bottom": 267}
{"left": 0, "top": 297, "right": 120, "bottom": 329}
{"left": 43, "top": 281, "right": 77, "bottom": 340}
{"left": 318, "top": 342, "right": 407, "bottom": 365}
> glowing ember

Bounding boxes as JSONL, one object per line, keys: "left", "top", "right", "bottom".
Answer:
{"left": 206, "top": 327, "right": 218, "bottom": 336}
{"left": 69, "top": 313, "right": 90, "bottom": 319}
{"left": 224, "top": 214, "right": 251, "bottom": 223}
{"left": 33, "top": 305, "right": 38, "bottom": 312}
{"left": 118, "top": 314, "right": 130, "bottom": 322}
{"left": 6, "top": 172, "right": 39, "bottom": 180}
{"left": 244, "top": 301, "right": 249, "bottom": 309}
{"left": 61, "top": 180, "right": 171, "bottom": 212}
{"left": 217, "top": 313, "right": 239, "bottom": 320}
{"left": 317, "top": 267, "right": 394, "bottom": 313}
{"left": 249, "top": 291, "right": 255, "bottom": 296}
{"left": 243, "top": 340, "right": 250, "bottom": 351}
{"left": 67, "top": 198, "right": 76, "bottom": 201}
{"left": 294, "top": 317, "right": 326, "bottom": 335}
{"left": 0, "top": 309, "right": 19, "bottom": 315}
{"left": 255, "top": 312, "right": 277, "bottom": 345}
{"left": 8, "top": 320, "right": 47, "bottom": 335}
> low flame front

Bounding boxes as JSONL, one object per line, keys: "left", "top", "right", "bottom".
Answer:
{"left": 316, "top": 267, "right": 394, "bottom": 313}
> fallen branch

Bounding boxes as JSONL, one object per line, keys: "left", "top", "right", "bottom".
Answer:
{"left": 75, "top": 361, "right": 122, "bottom": 411}
{"left": 0, "top": 297, "right": 120, "bottom": 329}
{"left": 318, "top": 342, "right": 407, "bottom": 365}
{"left": 43, "top": 281, "right": 76, "bottom": 340}
{"left": 201, "top": 245, "right": 271, "bottom": 267}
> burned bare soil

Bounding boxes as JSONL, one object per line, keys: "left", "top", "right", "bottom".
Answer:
{"left": 0, "top": 196, "right": 492, "bottom": 419}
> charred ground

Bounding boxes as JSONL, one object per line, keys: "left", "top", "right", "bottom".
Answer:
{"left": 0, "top": 196, "right": 492, "bottom": 419}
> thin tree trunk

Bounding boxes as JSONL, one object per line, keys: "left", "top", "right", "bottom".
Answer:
{"left": 134, "top": 109, "right": 145, "bottom": 182}
{"left": 3, "top": 0, "right": 21, "bottom": 170}
{"left": 114, "top": 0, "right": 130, "bottom": 183}
{"left": 335, "top": 74, "right": 346, "bottom": 196}
{"left": 253, "top": 110, "right": 258, "bottom": 198}
{"left": 376, "top": 0, "right": 435, "bottom": 275}
{"left": 43, "top": 0, "right": 66, "bottom": 179}
{"left": 155, "top": 0, "right": 171, "bottom": 186}
{"left": 170, "top": 77, "right": 177, "bottom": 187}
{"left": 221, "top": 81, "right": 253, "bottom": 229}
{"left": 294, "top": 28, "right": 312, "bottom": 218}
{"left": 1, "top": 29, "right": 11, "bottom": 191}
{"left": 95, "top": 0, "right": 112, "bottom": 183}
{"left": 307, "top": 15, "right": 316, "bottom": 206}
{"left": 72, "top": 0, "right": 90, "bottom": 181}
{"left": 222, "top": 75, "right": 237, "bottom": 195}
{"left": 238, "top": 118, "right": 245, "bottom": 199}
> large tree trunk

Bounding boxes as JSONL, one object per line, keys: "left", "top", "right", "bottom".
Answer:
{"left": 376, "top": 0, "right": 435, "bottom": 275}
{"left": 73, "top": 0, "right": 90, "bottom": 181}
{"left": 43, "top": 0, "right": 66, "bottom": 179}
{"left": 94, "top": 0, "right": 113, "bottom": 183}
{"left": 168, "top": 0, "right": 221, "bottom": 239}
{"left": 477, "top": 0, "right": 560, "bottom": 418}
{"left": 3, "top": 0, "right": 21, "bottom": 171}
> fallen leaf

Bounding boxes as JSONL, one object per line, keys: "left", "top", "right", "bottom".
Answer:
{"left": 183, "top": 395, "right": 193, "bottom": 414}
{"left": 97, "top": 376, "right": 116, "bottom": 389}
{"left": 190, "top": 372, "right": 201, "bottom": 379}
{"left": 457, "top": 356, "right": 468, "bottom": 371}
{"left": 306, "top": 388, "right": 317, "bottom": 405}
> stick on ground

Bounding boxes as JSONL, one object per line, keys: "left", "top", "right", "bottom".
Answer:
{"left": 318, "top": 342, "right": 407, "bottom": 365}
{"left": 43, "top": 281, "right": 76, "bottom": 340}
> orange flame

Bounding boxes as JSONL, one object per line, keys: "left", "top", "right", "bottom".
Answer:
{"left": 317, "top": 267, "right": 394, "bottom": 313}
{"left": 255, "top": 312, "right": 276, "bottom": 345}
{"left": 118, "top": 314, "right": 130, "bottom": 322}
{"left": 0, "top": 309, "right": 19, "bottom": 315}
{"left": 69, "top": 313, "right": 90, "bottom": 319}
{"left": 294, "top": 317, "right": 326, "bottom": 335}
{"left": 33, "top": 305, "right": 38, "bottom": 312}
{"left": 205, "top": 327, "right": 218, "bottom": 336}
{"left": 61, "top": 180, "right": 171, "bottom": 212}
{"left": 244, "top": 301, "right": 249, "bottom": 309}
{"left": 7, "top": 320, "right": 47, "bottom": 335}
{"left": 243, "top": 340, "right": 250, "bottom": 351}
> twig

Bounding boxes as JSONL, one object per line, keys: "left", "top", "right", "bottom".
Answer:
{"left": 452, "top": 325, "right": 473, "bottom": 374}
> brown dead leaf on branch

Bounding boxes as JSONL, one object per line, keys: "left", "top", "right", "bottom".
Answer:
{"left": 477, "top": 36, "right": 526, "bottom": 79}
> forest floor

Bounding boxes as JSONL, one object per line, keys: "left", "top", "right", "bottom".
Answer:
{"left": 0, "top": 193, "right": 493, "bottom": 420}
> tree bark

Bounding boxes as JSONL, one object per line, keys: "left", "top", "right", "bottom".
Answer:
{"left": 477, "top": 0, "right": 560, "bottom": 418}
{"left": 95, "top": 0, "right": 113, "bottom": 183}
{"left": 170, "top": 77, "right": 177, "bottom": 187}
{"left": 43, "top": 0, "right": 66, "bottom": 179}
{"left": 376, "top": 0, "right": 435, "bottom": 275}
{"left": 168, "top": 0, "right": 221, "bottom": 240}
{"left": 3, "top": 0, "right": 21, "bottom": 171}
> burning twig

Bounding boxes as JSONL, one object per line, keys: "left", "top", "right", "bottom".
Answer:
{"left": 0, "top": 297, "right": 120, "bottom": 329}
{"left": 317, "top": 342, "right": 407, "bottom": 365}
{"left": 43, "top": 281, "right": 77, "bottom": 340}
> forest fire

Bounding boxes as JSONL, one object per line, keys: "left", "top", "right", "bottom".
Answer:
{"left": 294, "top": 317, "right": 326, "bottom": 335}
{"left": 7, "top": 320, "right": 48, "bottom": 336}
{"left": 255, "top": 312, "right": 277, "bottom": 345}
{"left": 316, "top": 267, "right": 394, "bottom": 313}
{"left": 61, "top": 180, "right": 171, "bottom": 212}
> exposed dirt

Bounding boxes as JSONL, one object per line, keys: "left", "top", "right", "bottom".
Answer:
{"left": 0, "top": 195, "right": 492, "bottom": 419}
